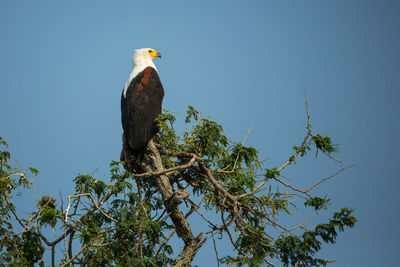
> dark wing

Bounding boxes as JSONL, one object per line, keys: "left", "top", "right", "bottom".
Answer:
{"left": 121, "top": 66, "right": 164, "bottom": 154}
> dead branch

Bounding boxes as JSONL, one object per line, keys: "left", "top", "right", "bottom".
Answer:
{"left": 64, "top": 193, "right": 117, "bottom": 224}
{"left": 305, "top": 164, "right": 355, "bottom": 192}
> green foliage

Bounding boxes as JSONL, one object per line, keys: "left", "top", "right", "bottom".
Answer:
{"left": 305, "top": 196, "right": 331, "bottom": 211}
{"left": 185, "top": 105, "right": 200, "bottom": 123}
{"left": 312, "top": 135, "right": 338, "bottom": 155}
{"left": 225, "top": 224, "right": 273, "bottom": 266}
{"left": 28, "top": 167, "right": 39, "bottom": 176}
{"left": 155, "top": 109, "right": 178, "bottom": 151}
{"left": 0, "top": 139, "right": 45, "bottom": 266}
{"left": 20, "top": 232, "right": 45, "bottom": 266}
{"left": 68, "top": 159, "right": 175, "bottom": 266}
{"left": 0, "top": 137, "right": 11, "bottom": 177}
{"left": 265, "top": 167, "right": 280, "bottom": 179}
{"left": 39, "top": 207, "right": 60, "bottom": 227}
{"left": 275, "top": 208, "right": 356, "bottom": 266}
{"left": 75, "top": 180, "right": 174, "bottom": 266}
{"left": 224, "top": 142, "right": 259, "bottom": 169}
{"left": 0, "top": 232, "right": 45, "bottom": 267}
{"left": 293, "top": 144, "right": 311, "bottom": 157}
{"left": 74, "top": 174, "right": 107, "bottom": 199}
{"left": 183, "top": 108, "right": 228, "bottom": 160}
{"left": 0, "top": 103, "right": 356, "bottom": 267}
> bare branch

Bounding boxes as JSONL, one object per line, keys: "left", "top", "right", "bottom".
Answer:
{"left": 272, "top": 175, "right": 312, "bottom": 198}
{"left": 60, "top": 243, "right": 90, "bottom": 267}
{"left": 305, "top": 164, "right": 355, "bottom": 193}
{"left": 64, "top": 193, "right": 117, "bottom": 224}
{"left": 277, "top": 92, "right": 312, "bottom": 173}
{"left": 238, "top": 93, "right": 312, "bottom": 200}
{"left": 212, "top": 233, "right": 220, "bottom": 267}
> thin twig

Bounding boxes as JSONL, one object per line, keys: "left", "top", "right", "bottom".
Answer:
{"left": 271, "top": 176, "right": 312, "bottom": 198}
{"left": 238, "top": 93, "right": 312, "bottom": 200}
{"left": 156, "top": 229, "right": 176, "bottom": 256}
{"left": 60, "top": 243, "right": 90, "bottom": 267}
{"left": 212, "top": 233, "right": 220, "bottom": 267}
{"left": 305, "top": 164, "right": 355, "bottom": 192}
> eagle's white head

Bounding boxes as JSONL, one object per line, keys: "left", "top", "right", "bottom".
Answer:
{"left": 123, "top": 48, "right": 162, "bottom": 98}
{"left": 131, "top": 48, "right": 161, "bottom": 77}
{"left": 133, "top": 48, "right": 162, "bottom": 67}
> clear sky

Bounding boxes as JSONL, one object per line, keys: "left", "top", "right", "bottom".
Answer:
{"left": 1, "top": 0, "right": 399, "bottom": 266}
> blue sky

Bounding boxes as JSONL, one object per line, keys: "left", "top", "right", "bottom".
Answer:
{"left": 1, "top": 0, "right": 399, "bottom": 266}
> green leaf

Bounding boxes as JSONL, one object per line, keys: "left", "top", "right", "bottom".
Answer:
{"left": 28, "top": 167, "right": 39, "bottom": 176}
{"left": 313, "top": 135, "right": 338, "bottom": 155}
{"left": 304, "top": 196, "right": 331, "bottom": 211}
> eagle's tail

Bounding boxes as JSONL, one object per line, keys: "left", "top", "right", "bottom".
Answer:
{"left": 120, "top": 134, "right": 147, "bottom": 164}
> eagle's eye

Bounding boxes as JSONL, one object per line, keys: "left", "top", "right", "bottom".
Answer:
{"left": 148, "top": 50, "right": 153, "bottom": 53}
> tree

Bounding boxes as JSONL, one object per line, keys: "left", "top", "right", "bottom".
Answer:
{"left": 0, "top": 98, "right": 356, "bottom": 266}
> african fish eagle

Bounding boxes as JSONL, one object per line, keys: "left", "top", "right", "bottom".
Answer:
{"left": 121, "top": 48, "right": 164, "bottom": 161}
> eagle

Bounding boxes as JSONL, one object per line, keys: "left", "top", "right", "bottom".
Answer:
{"left": 120, "top": 48, "right": 164, "bottom": 162}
